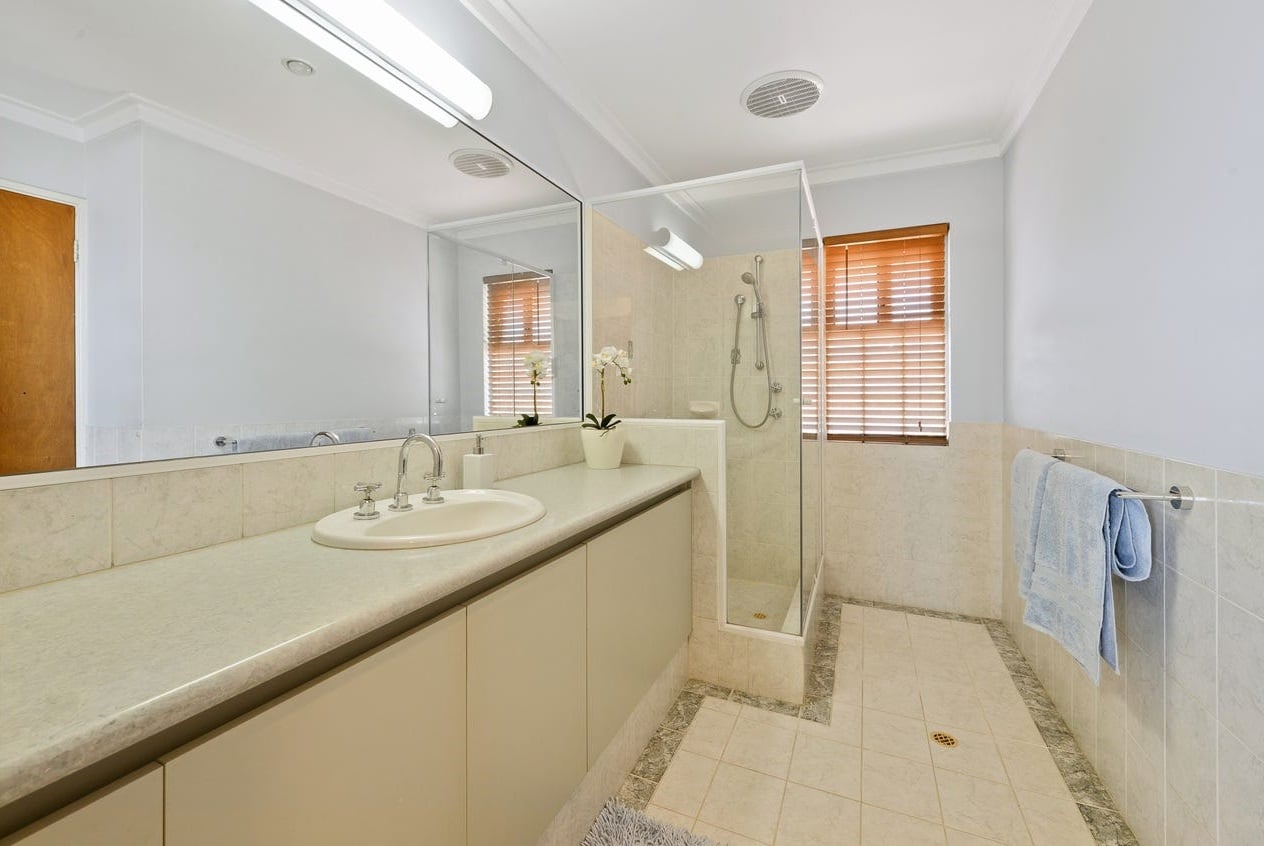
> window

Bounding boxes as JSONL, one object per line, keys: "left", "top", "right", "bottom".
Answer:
{"left": 803, "top": 223, "right": 948, "bottom": 444}
{"left": 484, "top": 272, "right": 553, "bottom": 417}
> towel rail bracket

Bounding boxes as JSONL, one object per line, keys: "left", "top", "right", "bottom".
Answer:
{"left": 1112, "top": 485, "right": 1195, "bottom": 511}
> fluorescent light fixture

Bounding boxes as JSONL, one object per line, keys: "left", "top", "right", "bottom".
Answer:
{"left": 248, "top": 0, "right": 493, "bottom": 126}
{"left": 643, "top": 227, "right": 703, "bottom": 271}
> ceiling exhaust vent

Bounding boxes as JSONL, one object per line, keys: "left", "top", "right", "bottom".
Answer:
{"left": 742, "top": 71, "right": 824, "bottom": 119}
{"left": 449, "top": 148, "right": 514, "bottom": 178}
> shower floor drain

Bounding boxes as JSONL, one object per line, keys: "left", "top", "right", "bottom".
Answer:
{"left": 753, "top": 612, "right": 768, "bottom": 620}
{"left": 931, "top": 731, "right": 958, "bottom": 747}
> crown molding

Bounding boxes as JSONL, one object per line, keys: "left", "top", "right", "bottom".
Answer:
{"left": 997, "top": 0, "right": 1096, "bottom": 150}
{"left": 0, "top": 95, "right": 84, "bottom": 141}
{"left": 457, "top": 0, "right": 671, "bottom": 187}
{"left": 807, "top": 141, "right": 1001, "bottom": 186}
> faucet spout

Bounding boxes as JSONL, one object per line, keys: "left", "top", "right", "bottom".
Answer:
{"left": 391, "top": 433, "right": 445, "bottom": 511}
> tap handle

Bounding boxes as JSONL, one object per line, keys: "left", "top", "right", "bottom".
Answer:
{"left": 353, "top": 482, "right": 382, "bottom": 520}
{"left": 354, "top": 482, "right": 382, "bottom": 495}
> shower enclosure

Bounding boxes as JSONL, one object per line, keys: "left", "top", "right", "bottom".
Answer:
{"left": 589, "top": 164, "right": 824, "bottom": 637}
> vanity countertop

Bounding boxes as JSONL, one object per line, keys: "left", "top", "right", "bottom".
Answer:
{"left": 0, "top": 462, "right": 699, "bottom": 810}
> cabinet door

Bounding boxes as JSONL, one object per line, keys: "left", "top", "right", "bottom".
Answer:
{"left": 586, "top": 491, "right": 692, "bottom": 764}
{"left": 467, "top": 547, "right": 587, "bottom": 846}
{"left": 1, "top": 766, "right": 162, "bottom": 846}
{"left": 163, "top": 608, "right": 467, "bottom": 846}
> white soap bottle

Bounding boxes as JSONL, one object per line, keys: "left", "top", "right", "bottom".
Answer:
{"left": 463, "top": 434, "right": 496, "bottom": 489}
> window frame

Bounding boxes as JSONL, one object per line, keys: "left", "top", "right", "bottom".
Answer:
{"left": 483, "top": 271, "right": 554, "bottom": 419}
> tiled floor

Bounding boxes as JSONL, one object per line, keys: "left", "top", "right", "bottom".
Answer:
{"left": 726, "top": 578, "right": 799, "bottom": 634}
{"left": 618, "top": 599, "right": 1138, "bottom": 845}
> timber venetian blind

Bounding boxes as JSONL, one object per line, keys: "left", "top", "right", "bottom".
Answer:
{"left": 807, "top": 223, "right": 948, "bottom": 443}
{"left": 484, "top": 272, "right": 553, "bottom": 417}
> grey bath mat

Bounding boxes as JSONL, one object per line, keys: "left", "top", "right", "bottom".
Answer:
{"left": 582, "top": 802, "right": 722, "bottom": 846}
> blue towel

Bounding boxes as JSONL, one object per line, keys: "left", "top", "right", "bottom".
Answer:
{"left": 1011, "top": 449, "right": 1057, "bottom": 599}
{"left": 1022, "top": 460, "right": 1152, "bottom": 684}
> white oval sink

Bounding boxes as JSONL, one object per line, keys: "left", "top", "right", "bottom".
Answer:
{"left": 312, "top": 489, "right": 546, "bottom": 550}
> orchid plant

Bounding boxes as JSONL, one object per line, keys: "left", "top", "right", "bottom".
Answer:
{"left": 517, "top": 351, "right": 550, "bottom": 427}
{"left": 584, "top": 345, "right": 632, "bottom": 434}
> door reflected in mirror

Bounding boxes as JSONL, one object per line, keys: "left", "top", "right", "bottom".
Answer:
{"left": 0, "top": 0, "right": 581, "bottom": 476}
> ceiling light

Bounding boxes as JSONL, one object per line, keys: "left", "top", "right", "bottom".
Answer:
{"left": 644, "top": 228, "right": 703, "bottom": 271}
{"left": 283, "top": 58, "right": 315, "bottom": 76}
{"left": 299, "top": 0, "right": 492, "bottom": 119}
{"left": 247, "top": 0, "right": 487, "bottom": 128}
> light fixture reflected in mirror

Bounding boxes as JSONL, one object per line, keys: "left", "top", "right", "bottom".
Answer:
{"left": 644, "top": 227, "right": 703, "bottom": 270}
{"left": 248, "top": 0, "right": 493, "bottom": 127}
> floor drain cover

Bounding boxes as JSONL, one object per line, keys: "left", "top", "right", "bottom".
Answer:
{"left": 753, "top": 612, "right": 768, "bottom": 620}
{"left": 931, "top": 731, "right": 958, "bottom": 747}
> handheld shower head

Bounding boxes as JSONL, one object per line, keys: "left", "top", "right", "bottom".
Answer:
{"left": 741, "top": 272, "right": 757, "bottom": 285}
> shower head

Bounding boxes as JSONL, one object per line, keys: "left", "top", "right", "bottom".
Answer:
{"left": 741, "top": 272, "right": 757, "bottom": 285}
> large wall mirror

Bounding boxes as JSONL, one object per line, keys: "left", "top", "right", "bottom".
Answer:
{"left": 0, "top": 0, "right": 581, "bottom": 477}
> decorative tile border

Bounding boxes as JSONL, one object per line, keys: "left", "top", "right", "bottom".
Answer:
{"left": 619, "top": 595, "right": 1139, "bottom": 846}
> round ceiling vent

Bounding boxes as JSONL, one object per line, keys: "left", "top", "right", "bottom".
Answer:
{"left": 449, "top": 148, "right": 514, "bottom": 179}
{"left": 741, "top": 71, "right": 824, "bottom": 118}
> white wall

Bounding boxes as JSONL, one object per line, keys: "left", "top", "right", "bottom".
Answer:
{"left": 139, "top": 127, "right": 429, "bottom": 427}
{"left": 810, "top": 159, "right": 1006, "bottom": 423}
{"left": 0, "top": 116, "right": 83, "bottom": 197}
{"left": 1004, "top": 0, "right": 1264, "bottom": 477}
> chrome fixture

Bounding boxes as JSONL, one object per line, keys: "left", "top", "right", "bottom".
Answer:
{"left": 729, "top": 255, "right": 780, "bottom": 428}
{"left": 310, "top": 430, "right": 341, "bottom": 447}
{"left": 391, "top": 433, "right": 445, "bottom": 510}
{"left": 353, "top": 482, "right": 382, "bottom": 520}
{"left": 1048, "top": 450, "right": 1195, "bottom": 510}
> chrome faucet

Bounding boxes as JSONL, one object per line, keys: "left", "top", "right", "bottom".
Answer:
{"left": 391, "top": 433, "right": 445, "bottom": 510}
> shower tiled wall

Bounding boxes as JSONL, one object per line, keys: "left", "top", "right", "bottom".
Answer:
{"left": 1001, "top": 427, "right": 1264, "bottom": 845}
{"left": 822, "top": 422, "right": 1003, "bottom": 618}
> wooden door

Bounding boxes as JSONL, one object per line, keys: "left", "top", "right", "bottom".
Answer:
{"left": 0, "top": 188, "right": 77, "bottom": 474}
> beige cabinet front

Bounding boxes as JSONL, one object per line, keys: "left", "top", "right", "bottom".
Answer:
{"left": 466, "top": 547, "right": 588, "bottom": 846}
{"left": 1, "top": 766, "right": 162, "bottom": 846}
{"left": 586, "top": 491, "right": 692, "bottom": 764}
{"left": 162, "top": 608, "right": 467, "bottom": 846}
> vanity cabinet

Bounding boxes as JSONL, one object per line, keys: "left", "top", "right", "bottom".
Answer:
{"left": 467, "top": 547, "right": 588, "bottom": 846}
{"left": 162, "top": 608, "right": 467, "bottom": 846}
{"left": 586, "top": 491, "right": 692, "bottom": 764}
{"left": 1, "top": 767, "right": 162, "bottom": 846}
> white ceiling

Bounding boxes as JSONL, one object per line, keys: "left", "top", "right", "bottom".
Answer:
{"left": 0, "top": 0, "right": 573, "bottom": 225}
{"left": 461, "top": 0, "right": 1094, "bottom": 184}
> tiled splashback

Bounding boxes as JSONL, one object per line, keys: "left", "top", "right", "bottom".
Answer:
{"left": 1001, "top": 427, "right": 1264, "bottom": 845}
{"left": 0, "top": 425, "right": 583, "bottom": 594}
{"left": 823, "top": 422, "right": 1003, "bottom": 618}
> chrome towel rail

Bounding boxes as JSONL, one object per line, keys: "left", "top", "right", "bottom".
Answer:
{"left": 1049, "top": 449, "right": 1195, "bottom": 511}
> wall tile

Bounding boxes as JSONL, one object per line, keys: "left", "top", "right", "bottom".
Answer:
{"left": 1124, "top": 733, "right": 1164, "bottom": 846}
{"left": 1217, "top": 469, "right": 1264, "bottom": 620}
{"left": 241, "top": 456, "right": 335, "bottom": 537}
{"left": 0, "top": 481, "right": 112, "bottom": 592}
{"left": 1218, "top": 598, "right": 1264, "bottom": 761}
{"left": 1162, "top": 460, "right": 1216, "bottom": 588}
{"left": 1164, "top": 678, "right": 1217, "bottom": 832}
{"left": 112, "top": 465, "right": 243, "bottom": 565}
{"left": 1219, "top": 727, "right": 1264, "bottom": 844}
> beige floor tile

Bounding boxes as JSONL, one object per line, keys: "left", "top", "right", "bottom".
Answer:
{"left": 800, "top": 702, "right": 862, "bottom": 747}
{"left": 788, "top": 733, "right": 862, "bottom": 800}
{"left": 863, "top": 675, "right": 924, "bottom": 719}
{"left": 644, "top": 803, "right": 695, "bottom": 831}
{"left": 946, "top": 829, "right": 1006, "bottom": 845}
{"left": 722, "top": 717, "right": 797, "bottom": 778}
{"left": 692, "top": 820, "right": 768, "bottom": 846}
{"left": 935, "top": 769, "right": 1032, "bottom": 845}
{"left": 1015, "top": 790, "right": 1095, "bottom": 846}
{"left": 862, "top": 708, "right": 933, "bottom": 764}
{"left": 995, "top": 737, "right": 1073, "bottom": 801}
{"left": 833, "top": 674, "right": 864, "bottom": 707}
{"left": 864, "top": 648, "right": 918, "bottom": 679}
{"left": 697, "top": 762, "right": 786, "bottom": 844}
{"left": 681, "top": 706, "right": 738, "bottom": 759}
{"left": 861, "top": 749, "right": 942, "bottom": 823}
{"left": 917, "top": 654, "right": 973, "bottom": 683}
{"left": 652, "top": 749, "right": 719, "bottom": 817}
{"left": 703, "top": 695, "right": 743, "bottom": 716}
{"left": 863, "top": 607, "right": 910, "bottom": 632}
{"left": 739, "top": 704, "right": 801, "bottom": 732}
{"left": 860, "top": 803, "right": 947, "bottom": 845}
{"left": 920, "top": 679, "right": 992, "bottom": 734}
{"left": 982, "top": 701, "right": 1045, "bottom": 745}
{"left": 776, "top": 782, "right": 861, "bottom": 846}
{"left": 930, "top": 728, "right": 1008, "bottom": 783}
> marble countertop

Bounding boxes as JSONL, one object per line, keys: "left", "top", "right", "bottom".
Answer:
{"left": 0, "top": 463, "right": 698, "bottom": 809}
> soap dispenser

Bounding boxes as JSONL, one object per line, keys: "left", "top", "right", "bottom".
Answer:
{"left": 463, "top": 434, "right": 496, "bottom": 489}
